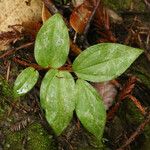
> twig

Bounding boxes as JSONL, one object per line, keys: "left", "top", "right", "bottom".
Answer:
{"left": 6, "top": 61, "right": 11, "bottom": 81}
{"left": 107, "top": 94, "right": 146, "bottom": 120}
{"left": 144, "top": 0, "right": 150, "bottom": 8}
{"left": 59, "top": 64, "right": 73, "bottom": 72}
{"left": 107, "top": 101, "right": 121, "bottom": 120}
{"left": 128, "top": 95, "right": 146, "bottom": 115}
{"left": 117, "top": 111, "right": 150, "bottom": 150}
{"left": 93, "top": 1, "right": 116, "bottom": 42}
{"left": 120, "top": 11, "right": 150, "bottom": 15}
{"left": 44, "top": 0, "right": 58, "bottom": 14}
{"left": 119, "top": 76, "right": 137, "bottom": 100}
{"left": 107, "top": 76, "right": 137, "bottom": 120}
{"left": 12, "top": 57, "right": 47, "bottom": 71}
{"left": 12, "top": 57, "right": 73, "bottom": 72}
{"left": 84, "top": 0, "right": 101, "bottom": 35}
{"left": 0, "top": 42, "right": 34, "bottom": 59}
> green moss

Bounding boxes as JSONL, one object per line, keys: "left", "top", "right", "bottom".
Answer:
{"left": 0, "top": 77, "right": 13, "bottom": 120}
{"left": 103, "top": 0, "right": 146, "bottom": 12}
{"left": 3, "top": 122, "right": 56, "bottom": 150}
{"left": 141, "top": 123, "right": 150, "bottom": 150}
{"left": 3, "top": 131, "right": 24, "bottom": 150}
{"left": 27, "top": 123, "right": 56, "bottom": 150}
{"left": 0, "top": 75, "right": 13, "bottom": 98}
{"left": 125, "top": 100, "right": 144, "bottom": 124}
{"left": 132, "top": 0, "right": 146, "bottom": 12}
{"left": 104, "top": 0, "right": 132, "bottom": 11}
{"left": 119, "top": 100, "right": 150, "bottom": 150}
{"left": 0, "top": 106, "right": 5, "bottom": 118}
{"left": 130, "top": 55, "right": 150, "bottom": 88}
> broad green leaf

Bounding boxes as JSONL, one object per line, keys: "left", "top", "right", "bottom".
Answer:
{"left": 13, "top": 67, "right": 39, "bottom": 98}
{"left": 40, "top": 69, "right": 75, "bottom": 135}
{"left": 73, "top": 43, "right": 143, "bottom": 82}
{"left": 75, "top": 79, "right": 106, "bottom": 139}
{"left": 34, "top": 13, "right": 70, "bottom": 68}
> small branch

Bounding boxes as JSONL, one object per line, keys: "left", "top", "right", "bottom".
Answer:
{"left": 144, "top": 0, "right": 150, "bottom": 8}
{"left": 84, "top": 0, "right": 101, "bottom": 35}
{"left": 12, "top": 57, "right": 73, "bottom": 72}
{"left": 44, "top": 0, "right": 58, "bottom": 14}
{"left": 117, "top": 111, "right": 150, "bottom": 150}
{"left": 6, "top": 61, "right": 11, "bottom": 81}
{"left": 107, "top": 76, "right": 137, "bottom": 120}
{"left": 119, "top": 76, "right": 137, "bottom": 100}
{"left": 59, "top": 64, "right": 73, "bottom": 72}
{"left": 128, "top": 95, "right": 146, "bottom": 115}
{"left": 107, "top": 101, "right": 121, "bottom": 120}
{"left": 107, "top": 94, "right": 146, "bottom": 120}
{"left": 12, "top": 57, "right": 48, "bottom": 71}
{"left": 0, "top": 42, "right": 34, "bottom": 59}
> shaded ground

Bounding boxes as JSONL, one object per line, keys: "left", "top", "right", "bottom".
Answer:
{"left": 0, "top": 0, "right": 150, "bottom": 149}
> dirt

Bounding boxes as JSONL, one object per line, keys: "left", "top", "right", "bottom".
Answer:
{"left": 0, "top": 0, "right": 150, "bottom": 150}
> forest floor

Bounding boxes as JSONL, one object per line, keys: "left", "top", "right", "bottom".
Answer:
{"left": 0, "top": 0, "right": 150, "bottom": 150}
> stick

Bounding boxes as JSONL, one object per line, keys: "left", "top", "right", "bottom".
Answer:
{"left": 128, "top": 95, "right": 146, "bottom": 115}
{"left": 0, "top": 42, "right": 34, "bottom": 59}
{"left": 44, "top": 0, "right": 58, "bottom": 14}
{"left": 117, "top": 111, "right": 150, "bottom": 150}
{"left": 84, "top": 0, "right": 101, "bottom": 35}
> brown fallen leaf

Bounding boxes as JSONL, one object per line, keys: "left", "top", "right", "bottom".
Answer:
{"left": 70, "top": 1, "right": 93, "bottom": 34}
{"left": 72, "top": 0, "right": 84, "bottom": 7}
{"left": 42, "top": 3, "right": 52, "bottom": 23}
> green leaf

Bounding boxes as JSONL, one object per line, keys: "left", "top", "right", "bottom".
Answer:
{"left": 40, "top": 69, "right": 75, "bottom": 135}
{"left": 13, "top": 67, "right": 39, "bottom": 98}
{"left": 73, "top": 43, "right": 143, "bottom": 82}
{"left": 34, "top": 13, "right": 70, "bottom": 68}
{"left": 75, "top": 79, "right": 106, "bottom": 139}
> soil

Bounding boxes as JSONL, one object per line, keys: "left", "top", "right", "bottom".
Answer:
{"left": 0, "top": 0, "right": 150, "bottom": 150}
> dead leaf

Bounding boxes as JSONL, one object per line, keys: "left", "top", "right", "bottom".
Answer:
{"left": 72, "top": 0, "right": 84, "bottom": 7}
{"left": 106, "top": 8, "right": 123, "bottom": 23}
{"left": 0, "top": 0, "right": 43, "bottom": 32}
{"left": 22, "top": 21, "right": 42, "bottom": 40}
{"left": 42, "top": 3, "right": 52, "bottom": 23}
{"left": 70, "top": 1, "right": 92, "bottom": 34}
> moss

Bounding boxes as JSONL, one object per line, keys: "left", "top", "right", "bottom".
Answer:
{"left": 132, "top": 0, "right": 146, "bottom": 12}
{"left": 129, "top": 55, "right": 150, "bottom": 88}
{"left": 135, "top": 73, "right": 150, "bottom": 88}
{"left": 124, "top": 100, "right": 144, "bottom": 124}
{"left": 103, "top": 0, "right": 146, "bottom": 12}
{"left": 78, "top": 138, "right": 105, "bottom": 150}
{"left": 104, "top": 0, "right": 132, "bottom": 11}
{"left": 27, "top": 123, "right": 56, "bottom": 150}
{"left": 3, "top": 122, "right": 56, "bottom": 150}
{"left": 141, "top": 123, "right": 150, "bottom": 150}
{"left": 119, "top": 100, "right": 150, "bottom": 150}
{"left": 0, "top": 77, "right": 13, "bottom": 120}
{"left": 0, "top": 106, "right": 5, "bottom": 118}
{"left": 3, "top": 131, "right": 24, "bottom": 150}
{"left": 0, "top": 75, "right": 13, "bottom": 98}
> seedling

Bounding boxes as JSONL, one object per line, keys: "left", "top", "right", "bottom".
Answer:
{"left": 13, "top": 13, "right": 143, "bottom": 139}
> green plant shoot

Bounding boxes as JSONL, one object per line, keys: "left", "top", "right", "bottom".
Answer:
{"left": 13, "top": 13, "right": 143, "bottom": 139}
